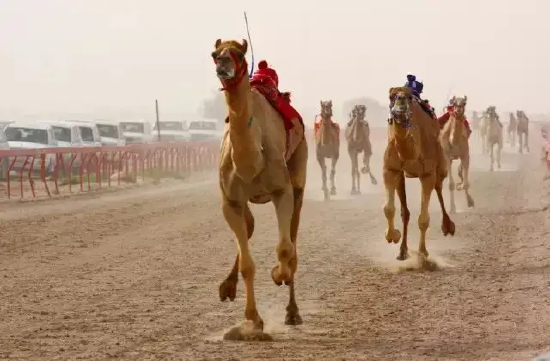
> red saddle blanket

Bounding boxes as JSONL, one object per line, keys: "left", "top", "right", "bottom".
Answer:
{"left": 250, "top": 79, "right": 303, "bottom": 131}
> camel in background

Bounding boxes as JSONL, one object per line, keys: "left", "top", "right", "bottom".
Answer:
{"left": 472, "top": 110, "right": 482, "bottom": 142}
{"left": 314, "top": 100, "right": 340, "bottom": 200}
{"left": 439, "top": 95, "right": 475, "bottom": 213}
{"left": 483, "top": 106, "right": 503, "bottom": 171}
{"left": 516, "top": 110, "right": 530, "bottom": 154}
{"left": 345, "top": 104, "right": 377, "bottom": 194}
{"left": 479, "top": 111, "right": 489, "bottom": 154}
{"left": 212, "top": 39, "right": 307, "bottom": 340}
{"left": 383, "top": 87, "right": 455, "bottom": 261}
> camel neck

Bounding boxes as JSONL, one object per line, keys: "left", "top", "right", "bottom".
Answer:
{"left": 223, "top": 76, "right": 263, "bottom": 182}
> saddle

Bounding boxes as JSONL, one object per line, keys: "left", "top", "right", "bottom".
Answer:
{"left": 414, "top": 96, "right": 437, "bottom": 119}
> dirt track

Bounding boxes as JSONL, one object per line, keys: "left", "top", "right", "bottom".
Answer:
{"left": 1, "top": 130, "right": 549, "bottom": 361}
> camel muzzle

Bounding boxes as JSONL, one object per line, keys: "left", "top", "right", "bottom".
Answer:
{"left": 217, "top": 69, "right": 235, "bottom": 80}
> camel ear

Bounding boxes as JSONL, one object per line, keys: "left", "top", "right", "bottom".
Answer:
{"left": 215, "top": 39, "right": 222, "bottom": 49}
{"left": 241, "top": 39, "right": 248, "bottom": 54}
{"left": 320, "top": 100, "right": 323, "bottom": 107}
{"left": 389, "top": 87, "right": 394, "bottom": 98}
{"left": 463, "top": 95, "right": 467, "bottom": 103}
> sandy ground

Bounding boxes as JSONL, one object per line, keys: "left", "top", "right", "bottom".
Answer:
{"left": 0, "top": 129, "right": 549, "bottom": 361}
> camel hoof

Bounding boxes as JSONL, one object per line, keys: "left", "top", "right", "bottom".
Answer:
{"left": 330, "top": 188, "right": 337, "bottom": 196}
{"left": 350, "top": 189, "right": 357, "bottom": 195}
{"left": 219, "top": 277, "right": 238, "bottom": 302}
{"left": 360, "top": 167, "right": 368, "bottom": 174}
{"left": 467, "top": 196, "right": 475, "bottom": 208}
{"left": 397, "top": 251, "right": 409, "bottom": 261}
{"left": 385, "top": 228, "right": 401, "bottom": 244}
{"left": 450, "top": 207, "right": 456, "bottom": 214}
{"left": 285, "top": 312, "right": 303, "bottom": 326}
{"left": 223, "top": 320, "right": 272, "bottom": 341}
{"left": 370, "top": 177, "right": 378, "bottom": 185}
{"left": 271, "top": 266, "right": 291, "bottom": 286}
{"left": 442, "top": 216, "right": 456, "bottom": 236}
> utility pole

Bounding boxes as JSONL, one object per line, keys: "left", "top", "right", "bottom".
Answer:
{"left": 155, "top": 99, "right": 161, "bottom": 142}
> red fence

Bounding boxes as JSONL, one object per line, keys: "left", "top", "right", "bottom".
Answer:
{"left": 0, "top": 141, "right": 219, "bottom": 200}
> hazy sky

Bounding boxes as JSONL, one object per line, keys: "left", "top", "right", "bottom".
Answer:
{"left": 0, "top": 0, "right": 548, "bottom": 120}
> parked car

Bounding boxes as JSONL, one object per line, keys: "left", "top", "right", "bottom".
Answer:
{"left": 39, "top": 121, "right": 84, "bottom": 147}
{"left": 93, "top": 120, "right": 126, "bottom": 146}
{"left": 63, "top": 120, "right": 102, "bottom": 147}
{"left": 4, "top": 122, "right": 58, "bottom": 175}
{"left": 188, "top": 118, "right": 222, "bottom": 142}
{"left": 152, "top": 120, "right": 190, "bottom": 142}
{"left": 0, "top": 127, "right": 10, "bottom": 179}
{"left": 120, "top": 120, "right": 155, "bottom": 144}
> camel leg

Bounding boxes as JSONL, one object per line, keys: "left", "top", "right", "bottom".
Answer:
{"left": 497, "top": 142, "right": 502, "bottom": 169}
{"left": 361, "top": 149, "right": 378, "bottom": 185}
{"left": 448, "top": 158, "right": 457, "bottom": 214}
{"left": 270, "top": 183, "right": 296, "bottom": 287}
{"left": 284, "top": 187, "right": 304, "bottom": 325}
{"left": 356, "top": 151, "right": 361, "bottom": 194}
{"left": 283, "top": 140, "right": 307, "bottom": 325}
{"left": 489, "top": 143, "right": 494, "bottom": 171}
{"left": 349, "top": 149, "right": 358, "bottom": 194}
{"left": 518, "top": 132, "right": 523, "bottom": 154}
{"left": 435, "top": 176, "right": 456, "bottom": 237}
{"left": 222, "top": 198, "right": 263, "bottom": 331}
{"left": 219, "top": 204, "right": 254, "bottom": 302}
{"left": 317, "top": 153, "right": 329, "bottom": 200}
{"left": 395, "top": 173, "right": 410, "bottom": 260}
{"left": 383, "top": 169, "right": 402, "bottom": 244}
{"left": 461, "top": 156, "right": 475, "bottom": 208}
{"left": 329, "top": 155, "right": 338, "bottom": 195}
{"left": 418, "top": 174, "right": 436, "bottom": 257}
{"left": 525, "top": 132, "right": 530, "bottom": 153}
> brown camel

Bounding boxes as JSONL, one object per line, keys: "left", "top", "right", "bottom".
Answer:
{"left": 507, "top": 112, "right": 517, "bottom": 147}
{"left": 212, "top": 39, "right": 308, "bottom": 340}
{"left": 439, "top": 95, "right": 475, "bottom": 214}
{"left": 314, "top": 100, "right": 340, "bottom": 200}
{"left": 345, "top": 104, "right": 377, "bottom": 194}
{"left": 516, "top": 110, "right": 530, "bottom": 154}
{"left": 483, "top": 106, "right": 503, "bottom": 171}
{"left": 383, "top": 87, "right": 455, "bottom": 261}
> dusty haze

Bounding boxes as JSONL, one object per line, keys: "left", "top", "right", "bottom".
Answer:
{"left": 0, "top": 0, "right": 548, "bottom": 120}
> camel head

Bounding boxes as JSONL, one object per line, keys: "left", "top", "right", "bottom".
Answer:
{"left": 320, "top": 100, "right": 333, "bottom": 119}
{"left": 211, "top": 39, "right": 248, "bottom": 86}
{"left": 388, "top": 87, "right": 413, "bottom": 127}
{"left": 449, "top": 95, "right": 467, "bottom": 117}
{"left": 353, "top": 105, "right": 367, "bottom": 121}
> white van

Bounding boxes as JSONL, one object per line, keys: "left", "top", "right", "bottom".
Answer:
{"left": 94, "top": 120, "right": 126, "bottom": 146}
{"left": 188, "top": 118, "right": 222, "bottom": 142}
{"left": 4, "top": 122, "right": 58, "bottom": 175}
{"left": 64, "top": 120, "right": 102, "bottom": 147}
{"left": 152, "top": 120, "right": 190, "bottom": 142}
{"left": 38, "top": 121, "right": 83, "bottom": 147}
{"left": 120, "top": 120, "right": 155, "bottom": 144}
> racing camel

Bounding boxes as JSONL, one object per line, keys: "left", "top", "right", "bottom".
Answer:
{"left": 345, "top": 104, "right": 377, "bottom": 194}
{"left": 507, "top": 112, "right": 517, "bottom": 147}
{"left": 314, "top": 100, "right": 340, "bottom": 200}
{"left": 516, "top": 110, "right": 530, "bottom": 154}
{"left": 483, "top": 106, "right": 503, "bottom": 171}
{"left": 212, "top": 39, "right": 308, "bottom": 340}
{"left": 439, "top": 96, "right": 475, "bottom": 213}
{"left": 383, "top": 86, "right": 455, "bottom": 261}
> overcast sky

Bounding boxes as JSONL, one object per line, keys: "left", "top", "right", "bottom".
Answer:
{"left": 0, "top": 0, "right": 547, "bottom": 120}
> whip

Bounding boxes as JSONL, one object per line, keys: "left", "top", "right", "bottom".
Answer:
{"left": 243, "top": 11, "right": 255, "bottom": 78}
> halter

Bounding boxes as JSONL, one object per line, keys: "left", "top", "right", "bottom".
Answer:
{"left": 214, "top": 49, "right": 249, "bottom": 92}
